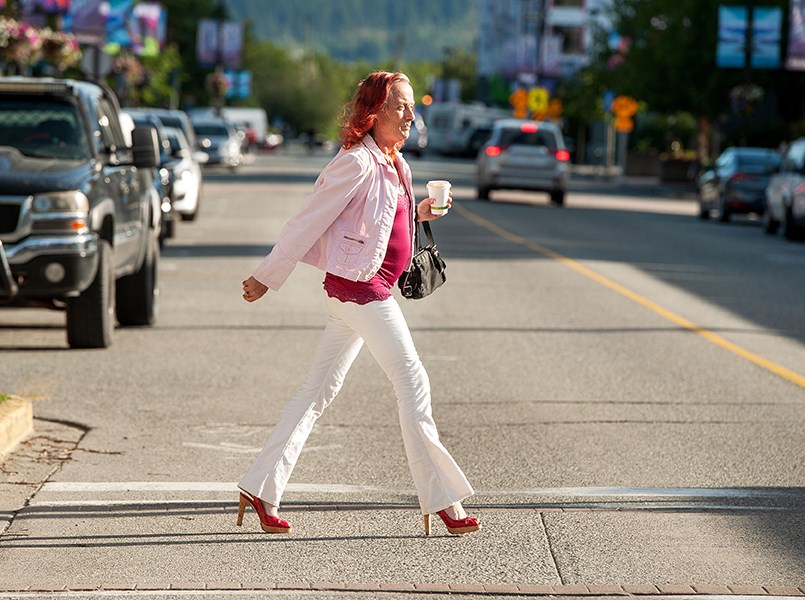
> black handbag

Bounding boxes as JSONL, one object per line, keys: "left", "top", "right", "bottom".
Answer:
{"left": 398, "top": 221, "right": 446, "bottom": 299}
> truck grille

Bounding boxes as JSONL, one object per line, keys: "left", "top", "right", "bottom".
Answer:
{"left": 0, "top": 203, "right": 21, "bottom": 234}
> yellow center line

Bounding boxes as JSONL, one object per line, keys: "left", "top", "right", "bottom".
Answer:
{"left": 454, "top": 203, "right": 805, "bottom": 390}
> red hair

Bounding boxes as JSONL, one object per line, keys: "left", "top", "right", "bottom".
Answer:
{"left": 339, "top": 71, "right": 410, "bottom": 150}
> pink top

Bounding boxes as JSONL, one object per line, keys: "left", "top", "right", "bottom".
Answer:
{"left": 323, "top": 188, "right": 411, "bottom": 304}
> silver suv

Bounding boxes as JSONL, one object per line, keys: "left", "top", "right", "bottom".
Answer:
{"left": 476, "top": 119, "right": 570, "bottom": 206}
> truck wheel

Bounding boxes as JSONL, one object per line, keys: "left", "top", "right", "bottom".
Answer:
{"left": 477, "top": 185, "right": 490, "bottom": 200}
{"left": 762, "top": 208, "right": 779, "bottom": 234}
{"left": 550, "top": 190, "right": 565, "bottom": 206}
{"left": 66, "top": 240, "right": 114, "bottom": 349}
{"left": 782, "top": 205, "right": 804, "bottom": 241}
{"left": 116, "top": 232, "right": 159, "bottom": 326}
{"left": 717, "top": 196, "right": 731, "bottom": 222}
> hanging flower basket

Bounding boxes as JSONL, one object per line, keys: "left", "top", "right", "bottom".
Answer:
{"left": 206, "top": 71, "right": 230, "bottom": 98}
{"left": 41, "top": 28, "right": 82, "bottom": 71}
{"left": 0, "top": 17, "right": 43, "bottom": 68}
{"left": 112, "top": 53, "right": 145, "bottom": 87}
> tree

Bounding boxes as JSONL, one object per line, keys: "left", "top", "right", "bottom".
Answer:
{"left": 162, "top": 0, "right": 229, "bottom": 107}
{"left": 590, "top": 0, "right": 800, "bottom": 157}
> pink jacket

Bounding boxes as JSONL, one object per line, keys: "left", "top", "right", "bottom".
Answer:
{"left": 252, "top": 135, "right": 416, "bottom": 291}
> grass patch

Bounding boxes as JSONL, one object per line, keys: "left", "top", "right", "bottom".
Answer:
{"left": 0, "top": 393, "right": 9, "bottom": 406}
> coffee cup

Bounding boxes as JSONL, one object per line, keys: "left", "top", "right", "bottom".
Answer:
{"left": 427, "top": 180, "right": 451, "bottom": 215}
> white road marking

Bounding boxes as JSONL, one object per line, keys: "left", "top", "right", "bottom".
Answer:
{"left": 182, "top": 442, "right": 261, "bottom": 454}
{"left": 37, "top": 482, "right": 804, "bottom": 501}
{"left": 39, "top": 481, "right": 380, "bottom": 494}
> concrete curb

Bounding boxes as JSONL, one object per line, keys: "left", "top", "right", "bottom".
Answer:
{"left": 0, "top": 395, "right": 33, "bottom": 457}
{"left": 0, "top": 582, "right": 803, "bottom": 596}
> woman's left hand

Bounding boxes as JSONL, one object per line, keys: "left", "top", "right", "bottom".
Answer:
{"left": 416, "top": 192, "right": 452, "bottom": 222}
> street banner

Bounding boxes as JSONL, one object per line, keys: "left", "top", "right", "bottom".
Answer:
{"left": 131, "top": 2, "right": 165, "bottom": 57}
{"left": 716, "top": 5, "right": 748, "bottom": 68}
{"left": 17, "top": 0, "right": 71, "bottom": 26}
{"left": 750, "top": 7, "right": 781, "bottom": 69}
{"left": 197, "top": 19, "right": 242, "bottom": 69}
{"left": 787, "top": 0, "right": 805, "bottom": 70}
{"left": 196, "top": 19, "right": 219, "bottom": 67}
{"left": 225, "top": 70, "right": 251, "bottom": 100}
{"left": 63, "top": 0, "right": 106, "bottom": 45}
{"left": 220, "top": 20, "right": 243, "bottom": 70}
{"left": 22, "top": 0, "right": 71, "bottom": 14}
{"left": 104, "top": 0, "right": 134, "bottom": 54}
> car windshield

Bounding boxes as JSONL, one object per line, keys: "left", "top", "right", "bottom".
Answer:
{"left": 498, "top": 127, "right": 558, "bottom": 149}
{"left": 194, "top": 123, "right": 229, "bottom": 137}
{"left": 735, "top": 151, "right": 781, "bottom": 173}
{"left": 166, "top": 132, "right": 185, "bottom": 154}
{"left": 0, "top": 98, "right": 90, "bottom": 160}
{"left": 159, "top": 116, "right": 182, "bottom": 129}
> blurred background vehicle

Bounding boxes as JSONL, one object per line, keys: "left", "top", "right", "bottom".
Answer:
{"left": 126, "top": 108, "right": 200, "bottom": 158}
{"left": 696, "top": 147, "right": 781, "bottom": 223}
{"left": 425, "top": 101, "right": 507, "bottom": 155}
{"left": 476, "top": 119, "right": 570, "bottom": 205}
{"left": 123, "top": 109, "right": 176, "bottom": 245}
{"left": 163, "top": 127, "right": 202, "bottom": 223}
{"left": 402, "top": 111, "right": 427, "bottom": 157}
{"left": 764, "top": 139, "right": 805, "bottom": 240}
{"left": 458, "top": 123, "right": 493, "bottom": 158}
{"left": 191, "top": 118, "right": 244, "bottom": 170}
{"left": 189, "top": 107, "right": 267, "bottom": 151}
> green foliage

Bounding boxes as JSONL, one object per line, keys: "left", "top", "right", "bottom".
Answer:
{"left": 583, "top": 0, "right": 802, "bottom": 155}
{"left": 139, "top": 45, "right": 182, "bottom": 107}
{"left": 440, "top": 47, "right": 478, "bottom": 102}
{"left": 633, "top": 112, "right": 697, "bottom": 156}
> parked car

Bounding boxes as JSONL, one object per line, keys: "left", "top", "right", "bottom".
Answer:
{"left": 697, "top": 146, "right": 781, "bottom": 222}
{"left": 124, "top": 110, "right": 176, "bottom": 245}
{"left": 764, "top": 138, "right": 805, "bottom": 240}
{"left": 476, "top": 119, "right": 570, "bottom": 205}
{"left": 402, "top": 111, "right": 428, "bottom": 157}
{"left": 163, "top": 126, "right": 202, "bottom": 222}
{"left": 0, "top": 77, "right": 160, "bottom": 348}
{"left": 192, "top": 118, "right": 244, "bottom": 170}
{"left": 125, "top": 107, "right": 199, "bottom": 155}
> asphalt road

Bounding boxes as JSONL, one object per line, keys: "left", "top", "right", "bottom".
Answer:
{"left": 1, "top": 150, "right": 804, "bottom": 598}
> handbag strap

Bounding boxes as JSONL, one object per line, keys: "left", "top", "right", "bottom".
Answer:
{"left": 415, "top": 221, "right": 436, "bottom": 249}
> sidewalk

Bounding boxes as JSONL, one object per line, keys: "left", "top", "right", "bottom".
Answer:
{"left": 569, "top": 165, "right": 698, "bottom": 200}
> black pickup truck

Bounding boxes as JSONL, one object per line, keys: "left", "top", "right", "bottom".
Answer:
{"left": 0, "top": 78, "right": 160, "bottom": 348}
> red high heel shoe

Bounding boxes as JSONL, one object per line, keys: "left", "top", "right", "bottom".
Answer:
{"left": 424, "top": 509, "right": 481, "bottom": 536}
{"left": 237, "top": 491, "right": 292, "bottom": 534}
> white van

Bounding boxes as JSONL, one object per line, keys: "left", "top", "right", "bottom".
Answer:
{"left": 424, "top": 102, "right": 509, "bottom": 155}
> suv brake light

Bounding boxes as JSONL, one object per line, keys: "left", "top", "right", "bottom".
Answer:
{"left": 555, "top": 150, "right": 570, "bottom": 162}
{"left": 485, "top": 145, "right": 502, "bottom": 157}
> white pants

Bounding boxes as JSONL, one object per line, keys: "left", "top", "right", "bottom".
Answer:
{"left": 238, "top": 295, "right": 474, "bottom": 514}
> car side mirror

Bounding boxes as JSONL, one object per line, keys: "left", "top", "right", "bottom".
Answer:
{"left": 193, "top": 150, "right": 209, "bottom": 164}
{"left": 131, "top": 126, "right": 159, "bottom": 169}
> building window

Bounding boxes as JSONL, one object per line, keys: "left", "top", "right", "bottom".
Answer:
{"left": 552, "top": 25, "right": 585, "bottom": 54}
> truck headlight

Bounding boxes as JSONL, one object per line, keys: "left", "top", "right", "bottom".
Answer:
{"left": 31, "top": 191, "right": 89, "bottom": 214}
{"left": 30, "top": 191, "right": 90, "bottom": 234}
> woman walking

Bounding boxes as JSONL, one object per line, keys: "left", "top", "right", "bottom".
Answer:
{"left": 236, "top": 71, "right": 479, "bottom": 537}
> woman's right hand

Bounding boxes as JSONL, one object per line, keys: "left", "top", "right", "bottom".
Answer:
{"left": 242, "top": 276, "right": 268, "bottom": 302}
